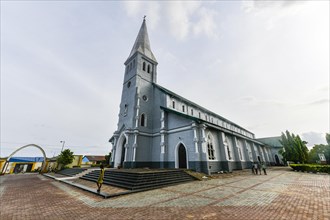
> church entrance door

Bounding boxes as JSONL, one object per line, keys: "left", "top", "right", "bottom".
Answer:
{"left": 120, "top": 139, "right": 126, "bottom": 168}
{"left": 178, "top": 144, "right": 187, "bottom": 169}
{"left": 275, "top": 155, "right": 280, "bottom": 165}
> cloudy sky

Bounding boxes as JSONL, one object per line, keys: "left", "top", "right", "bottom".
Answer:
{"left": 1, "top": 1, "right": 329, "bottom": 158}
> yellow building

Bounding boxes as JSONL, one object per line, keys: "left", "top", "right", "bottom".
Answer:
{"left": 0, "top": 157, "right": 45, "bottom": 174}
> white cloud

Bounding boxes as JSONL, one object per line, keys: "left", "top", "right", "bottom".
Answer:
{"left": 301, "top": 132, "right": 327, "bottom": 147}
{"left": 122, "top": 1, "right": 160, "bottom": 29}
{"left": 241, "top": 0, "right": 307, "bottom": 30}
{"left": 239, "top": 96, "right": 288, "bottom": 106}
{"left": 305, "top": 99, "right": 329, "bottom": 106}
{"left": 241, "top": 0, "right": 303, "bottom": 13}
{"left": 122, "top": 1, "right": 219, "bottom": 40}
{"left": 193, "top": 7, "right": 219, "bottom": 39}
{"left": 122, "top": 1, "right": 142, "bottom": 17}
{"left": 165, "top": 1, "right": 201, "bottom": 40}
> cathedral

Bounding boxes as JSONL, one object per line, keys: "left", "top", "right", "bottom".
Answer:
{"left": 109, "top": 19, "right": 279, "bottom": 174}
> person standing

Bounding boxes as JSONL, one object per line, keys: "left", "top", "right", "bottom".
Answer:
{"left": 253, "top": 162, "right": 258, "bottom": 175}
{"left": 257, "top": 162, "right": 262, "bottom": 175}
{"left": 97, "top": 164, "right": 105, "bottom": 193}
{"left": 251, "top": 162, "right": 255, "bottom": 174}
{"left": 262, "top": 162, "right": 267, "bottom": 175}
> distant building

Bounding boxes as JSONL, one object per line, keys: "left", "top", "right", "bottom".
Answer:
{"left": 109, "top": 19, "right": 279, "bottom": 174}
{"left": 257, "top": 137, "right": 284, "bottom": 165}
{"left": 82, "top": 155, "right": 105, "bottom": 165}
{"left": 0, "top": 157, "right": 44, "bottom": 174}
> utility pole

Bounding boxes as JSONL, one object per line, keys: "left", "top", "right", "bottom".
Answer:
{"left": 60, "top": 141, "right": 65, "bottom": 152}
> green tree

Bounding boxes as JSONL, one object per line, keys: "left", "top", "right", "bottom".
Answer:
{"left": 279, "top": 130, "right": 309, "bottom": 164}
{"left": 308, "top": 133, "right": 330, "bottom": 164}
{"left": 326, "top": 133, "right": 330, "bottom": 145}
{"left": 57, "top": 149, "right": 75, "bottom": 169}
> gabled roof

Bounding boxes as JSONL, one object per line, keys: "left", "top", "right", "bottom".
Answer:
{"left": 126, "top": 18, "right": 157, "bottom": 63}
{"left": 257, "top": 137, "right": 283, "bottom": 148}
{"left": 83, "top": 155, "right": 105, "bottom": 162}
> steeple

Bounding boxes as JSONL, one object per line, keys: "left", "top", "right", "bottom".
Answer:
{"left": 126, "top": 17, "right": 157, "bottom": 63}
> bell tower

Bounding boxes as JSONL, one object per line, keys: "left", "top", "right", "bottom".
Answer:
{"left": 111, "top": 17, "right": 158, "bottom": 168}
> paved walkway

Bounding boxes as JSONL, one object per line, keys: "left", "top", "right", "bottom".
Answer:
{"left": 0, "top": 168, "right": 329, "bottom": 219}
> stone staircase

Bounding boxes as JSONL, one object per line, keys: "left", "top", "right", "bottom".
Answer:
{"left": 57, "top": 168, "right": 87, "bottom": 177}
{"left": 80, "top": 169, "right": 196, "bottom": 191}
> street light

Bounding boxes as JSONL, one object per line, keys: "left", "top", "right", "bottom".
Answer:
{"left": 60, "top": 141, "right": 65, "bottom": 152}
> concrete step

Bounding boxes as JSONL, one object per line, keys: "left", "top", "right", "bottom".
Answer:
{"left": 80, "top": 169, "right": 196, "bottom": 191}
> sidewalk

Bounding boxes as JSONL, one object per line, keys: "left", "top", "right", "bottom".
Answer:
{"left": 0, "top": 167, "right": 329, "bottom": 219}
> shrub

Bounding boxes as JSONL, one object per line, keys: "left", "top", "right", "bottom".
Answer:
{"left": 91, "top": 164, "right": 102, "bottom": 167}
{"left": 290, "top": 164, "right": 330, "bottom": 173}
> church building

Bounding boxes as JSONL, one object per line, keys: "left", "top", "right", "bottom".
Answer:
{"left": 109, "top": 19, "right": 276, "bottom": 174}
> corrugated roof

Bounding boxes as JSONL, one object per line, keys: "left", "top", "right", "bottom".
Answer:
{"left": 9, "top": 157, "right": 44, "bottom": 162}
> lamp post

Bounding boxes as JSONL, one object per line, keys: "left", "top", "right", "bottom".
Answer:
{"left": 60, "top": 141, "right": 65, "bottom": 152}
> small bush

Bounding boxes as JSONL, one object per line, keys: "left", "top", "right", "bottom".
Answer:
{"left": 290, "top": 164, "right": 330, "bottom": 174}
{"left": 91, "top": 164, "right": 102, "bottom": 167}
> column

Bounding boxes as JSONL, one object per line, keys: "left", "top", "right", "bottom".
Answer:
{"left": 160, "top": 110, "right": 166, "bottom": 168}
{"left": 192, "top": 122, "right": 199, "bottom": 153}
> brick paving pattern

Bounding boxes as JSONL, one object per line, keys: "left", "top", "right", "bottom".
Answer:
{"left": 0, "top": 168, "right": 329, "bottom": 220}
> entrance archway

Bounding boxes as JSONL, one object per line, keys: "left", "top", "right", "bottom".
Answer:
{"left": 114, "top": 133, "right": 127, "bottom": 168}
{"left": 177, "top": 144, "right": 187, "bottom": 169}
{"left": 120, "top": 139, "right": 126, "bottom": 168}
{"left": 257, "top": 156, "right": 261, "bottom": 162}
{"left": 1, "top": 144, "right": 47, "bottom": 174}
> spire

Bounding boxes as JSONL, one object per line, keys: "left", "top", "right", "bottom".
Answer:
{"left": 126, "top": 17, "right": 157, "bottom": 63}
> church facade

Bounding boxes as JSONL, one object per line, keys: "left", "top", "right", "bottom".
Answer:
{"left": 109, "top": 19, "right": 275, "bottom": 174}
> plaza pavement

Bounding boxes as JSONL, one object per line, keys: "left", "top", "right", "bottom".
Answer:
{"left": 0, "top": 167, "right": 329, "bottom": 220}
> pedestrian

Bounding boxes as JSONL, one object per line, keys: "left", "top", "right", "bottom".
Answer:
{"left": 257, "top": 162, "right": 262, "bottom": 175}
{"left": 253, "top": 162, "right": 258, "bottom": 175}
{"left": 251, "top": 162, "right": 255, "bottom": 174}
{"left": 262, "top": 162, "right": 267, "bottom": 175}
{"left": 97, "top": 164, "right": 105, "bottom": 193}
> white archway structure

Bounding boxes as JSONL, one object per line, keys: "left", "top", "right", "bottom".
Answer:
{"left": 114, "top": 132, "right": 128, "bottom": 168}
{"left": 1, "top": 144, "right": 47, "bottom": 174}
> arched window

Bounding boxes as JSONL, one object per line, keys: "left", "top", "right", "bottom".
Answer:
{"left": 172, "top": 101, "right": 175, "bottom": 108}
{"left": 227, "top": 146, "right": 231, "bottom": 160}
{"left": 182, "top": 105, "right": 185, "bottom": 112}
{"left": 140, "top": 113, "right": 146, "bottom": 127}
{"left": 147, "top": 64, "right": 151, "bottom": 73}
{"left": 238, "top": 147, "right": 242, "bottom": 160}
{"left": 199, "top": 112, "right": 201, "bottom": 118}
{"left": 142, "top": 62, "right": 146, "bottom": 71}
{"left": 207, "top": 135, "right": 215, "bottom": 160}
{"left": 191, "top": 109, "right": 193, "bottom": 115}
{"left": 124, "top": 104, "right": 128, "bottom": 115}
{"left": 225, "top": 137, "right": 231, "bottom": 160}
{"left": 133, "top": 59, "right": 136, "bottom": 68}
